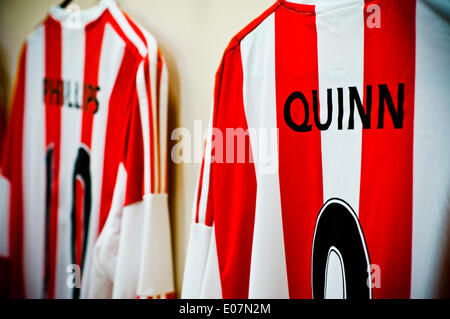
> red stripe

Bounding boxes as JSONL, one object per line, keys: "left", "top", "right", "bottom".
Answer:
{"left": 68, "top": 15, "right": 106, "bottom": 277}
{"left": 97, "top": 46, "right": 142, "bottom": 233}
{"left": 124, "top": 87, "right": 145, "bottom": 206}
{"left": 75, "top": 178, "right": 85, "bottom": 267}
{"left": 121, "top": 12, "right": 157, "bottom": 194}
{"left": 80, "top": 18, "right": 105, "bottom": 148}
{"left": 208, "top": 43, "right": 257, "bottom": 298}
{"left": 103, "top": 11, "right": 143, "bottom": 59}
{"left": 122, "top": 11, "right": 146, "bottom": 44}
{"left": 95, "top": 10, "right": 145, "bottom": 233}
{"left": 203, "top": 3, "right": 279, "bottom": 298}
{"left": 0, "top": 98, "right": 5, "bottom": 159}
{"left": 2, "top": 43, "right": 27, "bottom": 298}
{"left": 275, "top": 5, "right": 323, "bottom": 298}
{"left": 165, "top": 291, "right": 176, "bottom": 299}
{"left": 44, "top": 18, "right": 63, "bottom": 299}
{"left": 359, "top": 0, "right": 416, "bottom": 299}
{"left": 138, "top": 291, "right": 175, "bottom": 299}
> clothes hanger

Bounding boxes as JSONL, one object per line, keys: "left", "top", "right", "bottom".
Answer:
{"left": 59, "top": 0, "right": 101, "bottom": 9}
{"left": 59, "top": 0, "right": 73, "bottom": 8}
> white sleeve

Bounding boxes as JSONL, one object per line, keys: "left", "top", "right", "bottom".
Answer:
{"left": 0, "top": 175, "right": 11, "bottom": 296}
{"left": 182, "top": 222, "right": 213, "bottom": 298}
{"left": 112, "top": 200, "right": 145, "bottom": 298}
{"left": 136, "top": 193, "right": 175, "bottom": 299}
{"left": 135, "top": 50, "right": 174, "bottom": 299}
{"left": 0, "top": 175, "right": 10, "bottom": 259}
{"left": 182, "top": 109, "right": 215, "bottom": 299}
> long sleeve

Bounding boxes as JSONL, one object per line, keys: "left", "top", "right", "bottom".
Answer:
{"left": 88, "top": 50, "right": 174, "bottom": 299}
{"left": 182, "top": 39, "right": 258, "bottom": 299}
{"left": 0, "top": 43, "right": 28, "bottom": 298}
{"left": 136, "top": 50, "right": 175, "bottom": 299}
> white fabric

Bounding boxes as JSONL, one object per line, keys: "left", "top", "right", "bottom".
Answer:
{"left": 410, "top": 0, "right": 450, "bottom": 298}
{"left": 240, "top": 13, "right": 289, "bottom": 299}
{"left": 22, "top": 25, "right": 47, "bottom": 299}
{"left": 137, "top": 194, "right": 174, "bottom": 298}
{"left": 0, "top": 176, "right": 10, "bottom": 258}
{"left": 87, "top": 163, "right": 127, "bottom": 298}
{"left": 181, "top": 223, "right": 213, "bottom": 298}
{"left": 112, "top": 201, "right": 145, "bottom": 298}
{"left": 199, "top": 226, "right": 222, "bottom": 298}
{"left": 316, "top": 0, "right": 365, "bottom": 216}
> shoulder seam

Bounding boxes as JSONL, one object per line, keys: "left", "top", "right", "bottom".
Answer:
{"left": 223, "top": 2, "right": 281, "bottom": 55}
{"left": 106, "top": 6, "right": 148, "bottom": 58}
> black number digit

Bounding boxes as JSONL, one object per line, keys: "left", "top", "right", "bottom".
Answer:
{"left": 312, "top": 198, "right": 372, "bottom": 299}
{"left": 71, "top": 147, "right": 92, "bottom": 299}
{"left": 43, "top": 146, "right": 92, "bottom": 299}
{"left": 43, "top": 146, "right": 54, "bottom": 298}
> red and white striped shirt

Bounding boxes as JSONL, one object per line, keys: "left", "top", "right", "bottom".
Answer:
{"left": 182, "top": 0, "right": 450, "bottom": 299}
{"left": 0, "top": 0, "right": 174, "bottom": 299}
{"left": 0, "top": 96, "right": 4, "bottom": 159}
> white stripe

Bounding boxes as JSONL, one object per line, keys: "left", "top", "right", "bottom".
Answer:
{"left": 131, "top": 24, "right": 161, "bottom": 192}
{"left": 199, "top": 226, "right": 222, "bottom": 298}
{"left": 136, "top": 63, "right": 152, "bottom": 194}
{"left": 22, "top": 25, "right": 46, "bottom": 298}
{"left": 241, "top": 13, "right": 289, "bottom": 298}
{"left": 81, "top": 23, "right": 125, "bottom": 298}
{"left": 103, "top": 4, "right": 159, "bottom": 192}
{"left": 54, "top": 23, "right": 85, "bottom": 299}
{"left": 197, "top": 107, "right": 214, "bottom": 225}
{"left": 137, "top": 193, "right": 174, "bottom": 297}
{"left": 104, "top": 0, "right": 148, "bottom": 58}
{"left": 316, "top": 0, "right": 365, "bottom": 216}
{"left": 315, "top": 0, "right": 365, "bottom": 299}
{"left": 181, "top": 223, "right": 213, "bottom": 298}
{"left": 112, "top": 201, "right": 145, "bottom": 298}
{"left": 285, "top": 0, "right": 361, "bottom": 12}
{"left": 0, "top": 176, "right": 10, "bottom": 258}
{"left": 84, "top": 163, "right": 127, "bottom": 298}
{"left": 134, "top": 23, "right": 158, "bottom": 122}
{"left": 411, "top": 0, "right": 450, "bottom": 298}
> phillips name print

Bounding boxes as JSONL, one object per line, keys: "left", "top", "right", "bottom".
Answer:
{"left": 43, "top": 78, "right": 100, "bottom": 115}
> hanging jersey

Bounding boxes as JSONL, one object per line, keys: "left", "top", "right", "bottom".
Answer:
{"left": 182, "top": 0, "right": 450, "bottom": 299}
{"left": 0, "top": 0, "right": 173, "bottom": 299}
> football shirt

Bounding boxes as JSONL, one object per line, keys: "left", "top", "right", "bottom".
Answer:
{"left": 182, "top": 0, "right": 450, "bottom": 299}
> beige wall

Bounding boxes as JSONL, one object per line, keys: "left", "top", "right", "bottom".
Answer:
{"left": 0, "top": 0, "right": 274, "bottom": 296}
